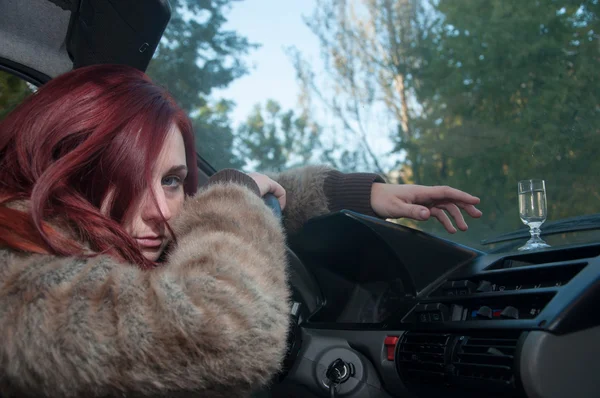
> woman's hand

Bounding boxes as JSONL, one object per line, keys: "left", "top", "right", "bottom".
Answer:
{"left": 247, "top": 172, "right": 287, "bottom": 210}
{"left": 371, "top": 183, "right": 482, "bottom": 233}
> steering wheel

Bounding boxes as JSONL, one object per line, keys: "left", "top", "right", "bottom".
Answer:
{"left": 263, "top": 193, "right": 282, "bottom": 219}
{"left": 262, "top": 193, "right": 306, "bottom": 384}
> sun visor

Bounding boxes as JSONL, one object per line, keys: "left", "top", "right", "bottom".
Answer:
{"left": 0, "top": 0, "right": 171, "bottom": 83}
{"left": 66, "top": 0, "right": 171, "bottom": 73}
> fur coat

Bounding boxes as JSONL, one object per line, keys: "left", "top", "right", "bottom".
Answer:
{"left": 0, "top": 165, "right": 383, "bottom": 397}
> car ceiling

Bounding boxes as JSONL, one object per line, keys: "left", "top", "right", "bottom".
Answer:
{"left": 0, "top": 0, "right": 73, "bottom": 82}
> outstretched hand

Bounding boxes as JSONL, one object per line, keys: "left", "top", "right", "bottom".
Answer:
{"left": 371, "top": 183, "right": 482, "bottom": 233}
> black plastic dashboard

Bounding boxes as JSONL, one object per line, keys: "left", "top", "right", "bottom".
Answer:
{"left": 277, "top": 211, "right": 600, "bottom": 398}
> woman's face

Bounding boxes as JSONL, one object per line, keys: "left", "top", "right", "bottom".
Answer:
{"left": 122, "top": 124, "right": 188, "bottom": 261}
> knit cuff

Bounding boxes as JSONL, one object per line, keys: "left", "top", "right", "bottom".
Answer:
{"left": 323, "top": 170, "right": 385, "bottom": 218}
{"left": 207, "top": 169, "right": 261, "bottom": 197}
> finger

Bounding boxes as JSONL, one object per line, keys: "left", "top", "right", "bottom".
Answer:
{"left": 394, "top": 200, "right": 431, "bottom": 221}
{"left": 430, "top": 207, "right": 457, "bottom": 233}
{"left": 456, "top": 202, "right": 483, "bottom": 218}
{"left": 247, "top": 172, "right": 269, "bottom": 196}
{"left": 269, "top": 180, "right": 287, "bottom": 210}
{"left": 438, "top": 203, "right": 468, "bottom": 231}
{"left": 278, "top": 193, "right": 287, "bottom": 211}
{"left": 421, "top": 186, "right": 480, "bottom": 205}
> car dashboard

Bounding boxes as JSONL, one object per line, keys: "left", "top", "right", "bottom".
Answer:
{"left": 277, "top": 211, "right": 600, "bottom": 398}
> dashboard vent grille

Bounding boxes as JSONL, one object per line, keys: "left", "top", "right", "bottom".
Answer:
{"left": 396, "top": 332, "right": 450, "bottom": 384}
{"left": 452, "top": 331, "right": 520, "bottom": 385}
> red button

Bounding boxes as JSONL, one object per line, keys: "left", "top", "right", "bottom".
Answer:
{"left": 384, "top": 336, "right": 399, "bottom": 361}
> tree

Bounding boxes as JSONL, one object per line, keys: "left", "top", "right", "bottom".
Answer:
{"left": 295, "top": 0, "right": 600, "bottom": 247}
{"left": 146, "top": 0, "right": 260, "bottom": 170}
{"left": 0, "top": 70, "right": 33, "bottom": 120}
{"left": 411, "top": 0, "right": 600, "bottom": 241}
{"left": 147, "top": 0, "right": 258, "bottom": 113}
{"left": 288, "top": 0, "right": 432, "bottom": 178}
{"left": 192, "top": 99, "right": 244, "bottom": 170}
{"left": 236, "top": 100, "right": 323, "bottom": 172}
{"left": 143, "top": 0, "right": 263, "bottom": 170}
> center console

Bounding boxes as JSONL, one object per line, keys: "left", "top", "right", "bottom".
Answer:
{"left": 286, "top": 211, "right": 600, "bottom": 398}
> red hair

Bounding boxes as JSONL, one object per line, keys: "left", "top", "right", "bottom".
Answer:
{"left": 0, "top": 64, "right": 198, "bottom": 268}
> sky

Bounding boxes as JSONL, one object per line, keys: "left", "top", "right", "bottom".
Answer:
{"left": 210, "top": 0, "right": 400, "bottom": 171}
{"left": 213, "top": 0, "right": 320, "bottom": 126}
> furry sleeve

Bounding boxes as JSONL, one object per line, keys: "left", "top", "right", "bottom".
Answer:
{"left": 267, "top": 165, "right": 385, "bottom": 235}
{"left": 0, "top": 183, "right": 289, "bottom": 398}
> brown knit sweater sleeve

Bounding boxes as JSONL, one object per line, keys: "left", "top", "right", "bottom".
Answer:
{"left": 206, "top": 168, "right": 261, "bottom": 196}
{"left": 266, "top": 165, "right": 385, "bottom": 235}
{"left": 322, "top": 169, "right": 385, "bottom": 216}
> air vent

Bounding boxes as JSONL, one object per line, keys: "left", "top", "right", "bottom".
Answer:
{"left": 486, "top": 245, "right": 600, "bottom": 270}
{"left": 452, "top": 331, "right": 520, "bottom": 386}
{"left": 396, "top": 332, "right": 450, "bottom": 385}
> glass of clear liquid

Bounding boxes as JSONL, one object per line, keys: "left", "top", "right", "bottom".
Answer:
{"left": 518, "top": 179, "right": 551, "bottom": 251}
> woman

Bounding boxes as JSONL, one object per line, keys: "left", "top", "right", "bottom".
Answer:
{"left": 0, "top": 65, "right": 481, "bottom": 397}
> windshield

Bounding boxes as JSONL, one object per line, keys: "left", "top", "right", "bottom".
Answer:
{"left": 2, "top": 1, "right": 597, "bottom": 251}
{"left": 144, "top": 0, "right": 599, "bottom": 251}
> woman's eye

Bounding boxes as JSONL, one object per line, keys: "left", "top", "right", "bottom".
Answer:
{"left": 162, "top": 176, "right": 182, "bottom": 189}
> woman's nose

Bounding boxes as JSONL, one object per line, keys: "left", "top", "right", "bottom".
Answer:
{"left": 141, "top": 188, "right": 172, "bottom": 223}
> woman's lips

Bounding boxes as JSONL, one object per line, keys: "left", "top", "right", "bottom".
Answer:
{"left": 135, "top": 237, "right": 163, "bottom": 248}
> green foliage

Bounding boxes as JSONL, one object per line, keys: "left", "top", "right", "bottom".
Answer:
{"left": 236, "top": 100, "right": 323, "bottom": 172}
{"left": 192, "top": 99, "right": 244, "bottom": 170}
{"left": 3, "top": 0, "right": 598, "bottom": 252}
{"left": 147, "top": 0, "right": 258, "bottom": 112}
{"left": 297, "top": 0, "right": 600, "bottom": 248}
{"left": 145, "top": 0, "right": 259, "bottom": 170}
{"left": 0, "top": 70, "right": 32, "bottom": 120}
{"left": 408, "top": 0, "right": 600, "bottom": 246}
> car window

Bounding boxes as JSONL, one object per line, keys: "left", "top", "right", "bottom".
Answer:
{"left": 0, "top": 69, "right": 35, "bottom": 120}
{"left": 1, "top": 1, "right": 593, "bottom": 251}
{"left": 146, "top": 1, "right": 599, "bottom": 251}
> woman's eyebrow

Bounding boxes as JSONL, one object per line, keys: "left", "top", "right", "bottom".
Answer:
{"left": 166, "top": 165, "right": 188, "bottom": 174}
